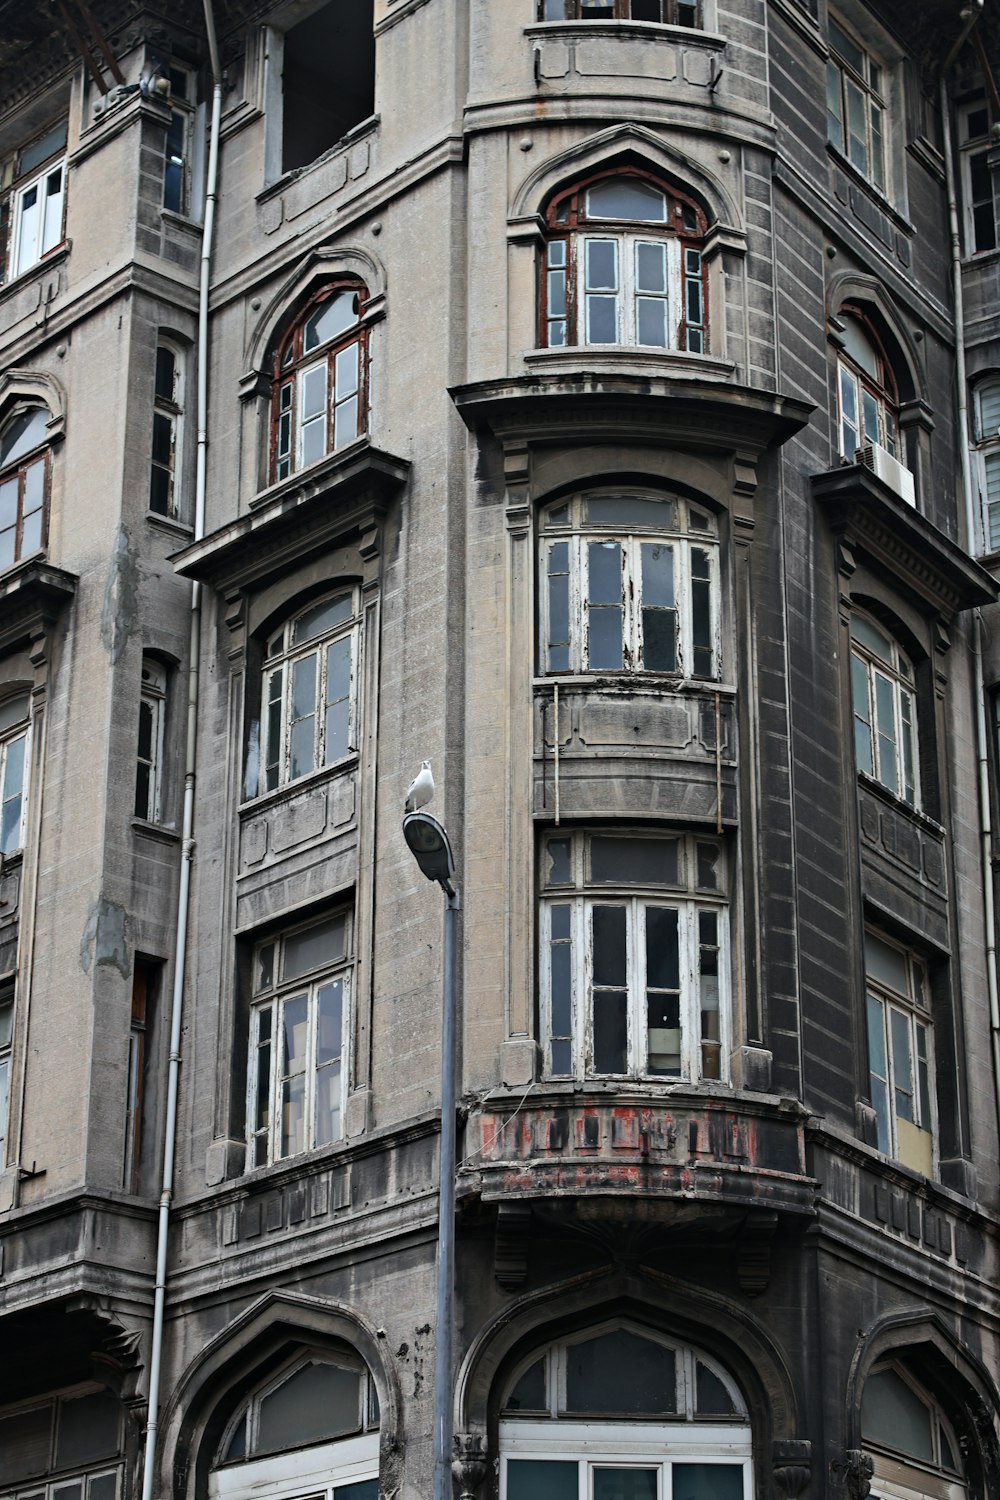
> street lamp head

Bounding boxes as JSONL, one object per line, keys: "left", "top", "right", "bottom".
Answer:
{"left": 403, "top": 811, "right": 456, "bottom": 894}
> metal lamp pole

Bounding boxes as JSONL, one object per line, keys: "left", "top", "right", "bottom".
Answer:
{"left": 402, "top": 811, "right": 460, "bottom": 1500}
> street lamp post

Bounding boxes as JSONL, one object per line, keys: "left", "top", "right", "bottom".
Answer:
{"left": 402, "top": 810, "right": 460, "bottom": 1500}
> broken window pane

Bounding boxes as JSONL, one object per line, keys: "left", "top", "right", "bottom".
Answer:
{"left": 281, "top": 3, "right": 375, "bottom": 174}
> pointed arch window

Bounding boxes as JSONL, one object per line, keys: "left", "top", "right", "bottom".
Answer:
{"left": 837, "top": 308, "right": 899, "bottom": 461}
{"left": 212, "top": 1351, "right": 378, "bottom": 1500}
{"left": 270, "top": 282, "right": 369, "bottom": 483}
{"left": 0, "top": 406, "right": 49, "bottom": 571}
{"left": 861, "top": 1361, "right": 966, "bottom": 1499}
{"left": 541, "top": 168, "right": 708, "bottom": 352}
{"left": 500, "top": 1324, "right": 752, "bottom": 1499}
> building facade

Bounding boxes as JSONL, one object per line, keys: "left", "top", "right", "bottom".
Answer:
{"left": 0, "top": 0, "right": 999, "bottom": 1496}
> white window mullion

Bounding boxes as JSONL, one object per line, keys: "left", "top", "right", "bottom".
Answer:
{"left": 681, "top": 903, "right": 699, "bottom": 1082}
{"left": 624, "top": 538, "right": 639, "bottom": 672}
{"left": 630, "top": 898, "right": 643, "bottom": 1076}
{"left": 579, "top": 898, "right": 592, "bottom": 1080}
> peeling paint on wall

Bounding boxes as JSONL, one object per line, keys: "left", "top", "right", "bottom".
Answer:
{"left": 80, "top": 897, "right": 129, "bottom": 977}
{"left": 100, "top": 524, "right": 140, "bottom": 665}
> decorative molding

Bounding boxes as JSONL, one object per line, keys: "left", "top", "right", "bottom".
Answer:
{"left": 771, "top": 1438, "right": 812, "bottom": 1498}
{"left": 813, "top": 464, "right": 997, "bottom": 617}
{"left": 451, "top": 1432, "right": 489, "bottom": 1500}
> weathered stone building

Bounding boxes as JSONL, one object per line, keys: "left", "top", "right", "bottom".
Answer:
{"left": 1, "top": 0, "right": 1000, "bottom": 1496}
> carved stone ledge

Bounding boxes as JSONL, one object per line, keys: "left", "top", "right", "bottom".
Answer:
{"left": 772, "top": 1438, "right": 811, "bottom": 1497}
{"left": 452, "top": 1432, "right": 489, "bottom": 1500}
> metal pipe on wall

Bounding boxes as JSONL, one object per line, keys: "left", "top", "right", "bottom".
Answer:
{"left": 140, "top": 4, "right": 220, "bottom": 1497}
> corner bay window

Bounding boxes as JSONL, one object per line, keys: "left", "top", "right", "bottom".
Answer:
{"left": 3, "top": 120, "right": 67, "bottom": 281}
{"left": 259, "top": 591, "right": 359, "bottom": 795}
{"left": 850, "top": 614, "right": 917, "bottom": 807}
{"left": 501, "top": 1325, "right": 751, "bottom": 1500}
{"left": 247, "top": 910, "right": 351, "bottom": 1167}
{"left": 0, "top": 407, "right": 48, "bottom": 571}
{"left": 865, "top": 930, "right": 934, "bottom": 1176}
{"left": 271, "top": 282, "right": 368, "bottom": 482}
{"left": 541, "top": 831, "right": 728, "bottom": 1083}
{"left": 540, "top": 494, "right": 718, "bottom": 677}
{"left": 542, "top": 171, "right": 707, "bottom": 352}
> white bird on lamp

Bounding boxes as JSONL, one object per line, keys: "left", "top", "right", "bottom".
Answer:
{"left": 404, "top": 760, "right": 435, "bottom": 813}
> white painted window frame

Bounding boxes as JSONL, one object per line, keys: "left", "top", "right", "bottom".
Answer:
{"left": 865, "top": 934, "right": 935, "bottom": 1176}
{"left": 136, "top": 659, "right": 167, "bottom": 823}
{"left": 539, "top": 832, "right": 729, "bottom": 1085}
{"left": 10, "top": 157, "right": 66, "bottom": 279}
{"left": 246, "top": 911, "right": 353, "bottom": 1169}
{"left": 259, "top": 591, "right": 361, "bottom": 796}
{"left": 580, "top": 233, "right": 682, "bottom": 349}
{"left": 826, "top": 14, "right": 887, "bottom": 193}
{"left": 973, "top": 378, "right": 1000, "bottom": 553}
{"left": 0, "top": 696, "right": 31, "bottom": 857}
{"left": 850, "top": 615, "right": 918, "bottom": 808}
{"left": 539, "top": 497, "right": 720, "bottom": 680}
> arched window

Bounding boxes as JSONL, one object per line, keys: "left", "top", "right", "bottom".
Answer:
{"left": 0, "top": 405, "right": 49, "bottom": 570}
{"left": 850, "top": 613, "right": 918, "bottom": 807}
{"left": 539, "top": 493, "right": 719, "bottom": 678}
{"left": 861, "top": 1361, "right": 966, "bottom": 1499}
{"left": 973, "top": 376, "right": 1000, "bottom": 553}
{"left": 258, "top": 589, "right": 361, "bottom": 795}
{"left": 540, "top": 830, "right": 729, "bottom": 1083}
{"left": 541, "top": 168, "right": 708, "bottom": 352}
{"left": 270, "top": 282, "right": 369, "bottom": 482}
{"left": 212, "top": 1350, "right": 378, "bottom": 1499}
{"left": 0, "top": 1384, "right": 125, "bottom": 1499}
{"left": 836, "top": 308, "right": 898, "bottom": 461}
{"left": 500, "top": 1324, "right": 751, "bottom": 1499}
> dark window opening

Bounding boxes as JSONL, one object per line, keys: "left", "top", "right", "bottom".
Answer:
{"left": 124, "top": 957, "right": 159, "bottom": 1194}
{"left": 539, "top": 0, "right": 701, "bottom": 22}
{"left": 281, "top": 2, "right": 375, "bottom": 175}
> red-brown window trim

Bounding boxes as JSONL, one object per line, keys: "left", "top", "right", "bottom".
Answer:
{"left": 539, "top": 165, "right": 710, "bottom": 353}
{"left": 268, "top": 279, "right": 371, "bottom": 484}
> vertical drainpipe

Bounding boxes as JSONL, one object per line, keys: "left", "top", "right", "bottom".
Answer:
{"left": 938, "top": 1, "right": 1000, "bottom": 1148}
{"left": 140, "top": 6, "right": 221, "bottom": 1498}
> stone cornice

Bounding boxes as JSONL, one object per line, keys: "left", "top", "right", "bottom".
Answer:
{"left": 451, "top": 371, "right": 814, "bottom": 456}
{"left": 171, "top": 441, "right": 410, "bottom": 593}
{"left": 812, "top": 464, "right": 997, "bottom": 616}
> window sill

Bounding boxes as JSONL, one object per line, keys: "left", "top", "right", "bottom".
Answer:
{"left": 131, "top": 818, "right": 180, "bottom": 844}
{"left": 961, "top": 245, "right": 1000, "bottom": 269}
{"left": 0, "top": 242, "right": 70, "bottom": 306}
{"left": 239, "top": 754, "right": 359, "bottom": 820}
{"left": 146, "top": 510, "right": 193, "bottom": 540}
{"left": 856, "top": 772, "right": 944, "bottom": 841}
{"left": 825, "top": 143, "right": 913, "bottom": 236}
{"left": 524, "top": 21, "right": 724, "bottom": 46}
{"left": 160, "top": 207, "right": 203, "bottom": 234}
{"left": 257, "top": 115, "right": 380, "bottom": 202}
{"left": 535, "top": 673, "right": 734, "bottom": 695}
{"left": 523, "top": 346, "right": 736, "bottom": 381}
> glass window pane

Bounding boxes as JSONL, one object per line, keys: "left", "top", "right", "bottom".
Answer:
{"left": 290, "top": 715, "right": 316, "bottom": 780}
{"left": 0, "top": 409, "right": 47, "bottom": 464}
{"left": 0, "top": 1403, "right": 52, "bottom": 1484}
{"left": 640, "top": 542, "right": 674, "bottom": 606}
{"left": 300, "top": 364, "right": 327, "bottom": 421}
{"left": 696, "top": 1361, "right": 738, "bottom": 1415}
{"left": 591, "top": 836, "right": 678, "bottom": 886}
{"left": 505, "top": 1357, "right": 547, "bottom": 1411}
{"left": 673, "top": 1464, "right": 745, "bottom": 1500}
{"left": 588, "top": 542, "right": 621, "bottom": 606}
{"left": 565, "top": 1328, "right": 676, "bottom": 1413}
{"left": 301, "top": 414, "right": 327, "bottom": 468}
{"left": 865, "top": 932, "right": 908, "bottom": 997}
{"left": 337, "top": 1483, "right": 379, "bottom": 1500}
{"left": 635, "top": 241, "right": 666, "bottom": 292}
{"left": 585, "top": 239, "right": 618, "bottom": 290}
{"left": 20, "top": 508, "right": 42, "bottom": 558}
{"left": 316, "top": 979, "right": 344, "bottom": 1066}
{"left": 335, "top": 342, "right": 360, "bottom": 398}
{"left": 587, "top": 295, "right": 619, "bottom": 344}
{"left": 334, "top": 393, "right": 360, "bottom": 449}
{"left": 637, "top": 297, "right": 667, "bottom": 347}
{"left": 861, "top": 1368, "right": 934, "bottom": 1463}
{"left": 507, "top": 1460, "right": 578, "bottom": 1500}
{"left": 586, "top": 178, "right": 667, "bottom": 222}
{"left": 56, "top": 1391, "right": 120, "bottom": 1468}
{"left": 304, "top": 290, "right": 359, "bottom": 351}
{"left": 257, "top": 1362, "right": 362, "bottom": 1454}
{"left": 593, "top": 1470, "right": 658, "bottom": 1500}
{"left": 294, "top": 594, "right": 354, "bottom": 643}
{"left": 594, "top": 988, "right": 628, "bottom": 1072}
{"left": 890, "top": 1007, "right": 914, "bottom": 1120}
{"left": 545, "top": 838, "right": 572, "bottom": 886}
{"left": 645, "top": 906, "right": 680, "bottom": 990}
{"left": 592, "top": 905, "right": 627, "bottom": 987}
{"left": 585, "top": 497, "right": 677, "bottom": 529}
{"left": 282, "top": 914, "right": 347, "bottom": 979}
{"left": 88, "top": 1474, "right": 119, "bottom": 1500}
{"left": 315, "top": 1059, "right": 342, "bottom": 1146}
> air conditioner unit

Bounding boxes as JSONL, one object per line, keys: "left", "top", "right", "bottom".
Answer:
{"left": 855, "top": 443, "right": 916, "bottom": 508}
